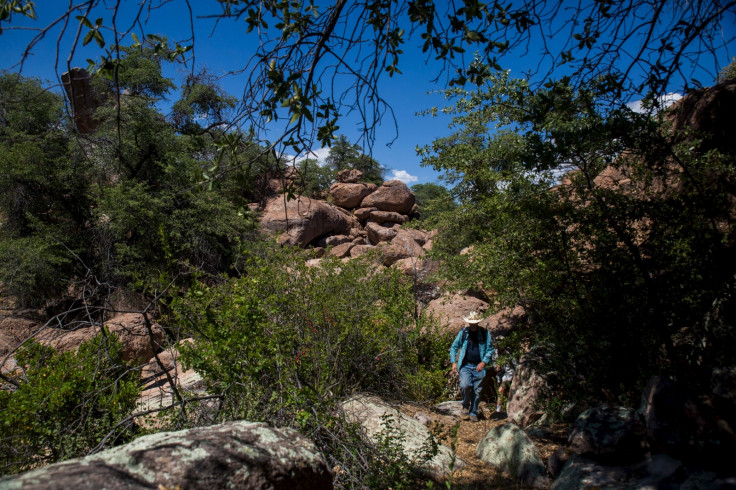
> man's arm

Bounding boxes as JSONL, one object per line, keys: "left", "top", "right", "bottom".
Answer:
{"left": 481, "top": 329, "right": 494, "bottom": 364}
{"left": 449, "top": 329, "right": 463, "bottom": 374}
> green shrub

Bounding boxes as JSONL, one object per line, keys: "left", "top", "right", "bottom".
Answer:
{"left": 166, "top": 246, "right": 450, "bottom": 485}
{"left": 0, "top": 332, "right": 140, "bottom": 475}
{"left": 173, "top": 248, "right": 449, "bottom": 422}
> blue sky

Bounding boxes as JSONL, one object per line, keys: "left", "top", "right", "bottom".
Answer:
{"left": 2, "top": 1, "right": 735, "bottom": 186}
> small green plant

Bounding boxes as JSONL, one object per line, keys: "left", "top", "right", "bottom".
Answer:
{"left": 0, "top": 332, "right": 140, "bottom": 475}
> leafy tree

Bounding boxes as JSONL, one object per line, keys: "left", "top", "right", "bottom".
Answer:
{"left": 1, "top": 48, "right": 264, "bottom": 308}
{"left": 325, "top": 135, "right": 385, "bottom": 185}
{"left": 410, "top": 183, "right": 456, "bottom": 223}
{"left": 717, "top": 57, "right": 736, "bottom": 82}
{"left": 421, "top": 70, "right": 736, "bottom": 407}
{"left": 172, "top": 70, "right": 237, "bottom": 135}
{"left": 293, "top": 158, "right": 333, "bottom": 199}
{"left": 0, "top": 72, "right": 91, "bottom": 306}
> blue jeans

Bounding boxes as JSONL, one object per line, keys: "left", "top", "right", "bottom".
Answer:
{"left": 459, "top": 362, "right": 485, "bottom": 417}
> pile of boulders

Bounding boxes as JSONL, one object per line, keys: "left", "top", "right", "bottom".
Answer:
{"left": 259, "top": 169, "right": 433, "bottom": 268}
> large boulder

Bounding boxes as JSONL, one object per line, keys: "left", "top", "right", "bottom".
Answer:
{"left": 550, "top": 453, "right": 685, "bottom": 490}
{"left": 485, "top": 306, "right": 526, "bottom": 337}
{"left": 568, "top": 405, "right": 647, "bottom": 464}
{"left": 507, "top": 345, "right": 552, "bottom": 428}
{"left": 341, "top": 395, "right": 464, "bottom": 478}
{"left": 668, "top": 79, "right": 736, "bottom": 155}
{"left": 336, "top": 168, "right": 363, "bottom": 183}
{"left": 390, "top": 230, "right": 425, "bottom": 258}
{"left": 329, "top": 182, "right": 377, "bottom": 209}
{"left": 639, "top": 375, "right": 736, "bottom": 469}
{"left": 392, "top": 257, "right": 440, "bottom": 282}
{"left": 136, "top": 340, "right": 208, "bottom": 426}
{"left": 328, "top": 241, "right": 355, "bottom": 258}
{"left": 423, "top": 293, "right": 490, "bottom": 334}
{"left": 476, "top": 423, "right": 549, "bottom": 489}
{"left": 350, "top": 244, "right": 374, "bottom": 258}
{"left": 365, "top": 221, "right": 399, "bottom": 244}
{"left": 37, "top": 313, "right": 164, "bottom": 365}
{"left": 353, "top": 206, "right": 376, "bottom": 221}
{"left": 400, "top": 228, "right": 429, "bottom": 246}
{"left": 361, "top": 180, "right": 416, "bottom": 214}
{"left": 260, "top": 195, "right": 353, "bottom": 247}
{"left": 0, "top": 315, "right": 40, "bottom": 359}
{"left": 0, "top": 421, "right": 332, "bottom": 489}
{"left": 367, "top": 210, "right": 408, "bottom": 225}
{"left": 376, "top": 243, "right": 414, "bottom": 266}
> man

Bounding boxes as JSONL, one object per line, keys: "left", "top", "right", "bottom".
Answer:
{"left": 450, "top": 311, "right": 494, "bottom": 422}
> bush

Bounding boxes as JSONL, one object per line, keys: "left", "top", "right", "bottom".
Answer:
{"left": 0, "top": 332, "right": 140, "bottom": 475}
{"left": 166, "top": 246, "right": 450, "bottom": 486}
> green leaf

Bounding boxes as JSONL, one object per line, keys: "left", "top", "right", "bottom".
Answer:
{"left": 82, "top": 29, "right": 95, "bottom": 46}
{"left": 75, "top": 15, "right": 93, "bottom": 29}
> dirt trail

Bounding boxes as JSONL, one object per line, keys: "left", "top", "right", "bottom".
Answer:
{"left": 402, "top": 402, "right": 568, "bottom": 489}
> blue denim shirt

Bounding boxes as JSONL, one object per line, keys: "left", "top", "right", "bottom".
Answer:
{"left": 450, "top": 326, "right": 494, "bottom": 367}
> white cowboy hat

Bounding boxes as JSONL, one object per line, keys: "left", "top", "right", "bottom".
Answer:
{"left": 462, "top": 311, "right": 483, "bottom": 324}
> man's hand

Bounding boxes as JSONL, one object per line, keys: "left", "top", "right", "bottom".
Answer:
{"left": 452, "top": 362, "right": 458, "bottom": 375}
{"left": 476, "top": 362, "right": 486, "bottom": 372}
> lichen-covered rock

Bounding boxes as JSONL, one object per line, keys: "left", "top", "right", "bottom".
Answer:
{"left": 361, "top": 180, "right": 416, "bottom": 214}
{"left": 507, "top": 345, "right": 552, "bottom": 428}
{"left": 0, "top": 421, "right": 333, "bottom": 490}
{"left": 568, "top": 405, "right": 647, "bottom": 464}
{"left": 260, "top": 195, "right": 353, "bottom": 247}
{"left": 341, "top": 395, "right": 464, "bottom": 478}
{"left": 476, "top": 422, "right": 549, "bottom": 489}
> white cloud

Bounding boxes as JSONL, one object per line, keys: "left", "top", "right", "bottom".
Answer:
{"left": 278, "top": 147, "right": 331, "bottom": 167}
{"left": 297, "top": 147, "right": 331, "bottom": 166}
{"left": 627, "top": 92, "right": 682, "bottom": 114}
{"left": 389, "top": 169, "right": 418, "bottom": 184}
